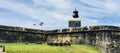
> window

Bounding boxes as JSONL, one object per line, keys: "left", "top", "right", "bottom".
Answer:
{"left": 75, "top": 22, "right": 79, "bottom": 26}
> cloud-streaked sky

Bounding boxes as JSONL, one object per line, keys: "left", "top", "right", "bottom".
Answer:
{"left": 0, "top": 0, "right": 120, "bottom": 30}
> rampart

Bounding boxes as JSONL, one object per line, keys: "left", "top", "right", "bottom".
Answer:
{"left": 0, "top": 25, "right": 120, "bottom": 53}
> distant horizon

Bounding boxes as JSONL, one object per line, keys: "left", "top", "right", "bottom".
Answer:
{"left": 0, "top": 0, "right": 120, "bottom": 30}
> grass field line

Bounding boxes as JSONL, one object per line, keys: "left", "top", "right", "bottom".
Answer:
{"left": 0, "top": 43, "right": 101, "bottom": 53}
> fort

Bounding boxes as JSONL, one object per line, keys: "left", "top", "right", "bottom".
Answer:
{"left": 0, "top": 10, "right": 120, "bottom": 53}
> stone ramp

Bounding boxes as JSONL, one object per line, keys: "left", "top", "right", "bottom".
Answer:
{"left": 0, "top": 45, "right": 5, "bottom": 53}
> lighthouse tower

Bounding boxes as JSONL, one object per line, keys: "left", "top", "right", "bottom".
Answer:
{"left": 69, "top": 9, "right": 81, "bottom": 28}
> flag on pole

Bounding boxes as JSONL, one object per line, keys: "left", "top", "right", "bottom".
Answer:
{"left": 33, "top": 24, "right": 36, "bottom": 26}
{"left": 39, "top": 22, "right": 44, "bottom": 26}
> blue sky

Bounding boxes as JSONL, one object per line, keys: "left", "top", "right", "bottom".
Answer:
{"left": 0, "top": 0, "right": 120, "bottom": 30}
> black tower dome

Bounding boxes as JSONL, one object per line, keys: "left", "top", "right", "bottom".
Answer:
{"left": 73, "top": 9, "right": 79, "bottom": 18}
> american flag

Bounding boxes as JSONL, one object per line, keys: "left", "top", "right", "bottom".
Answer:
{"left": 33, "top": 24, "right": 36, "bottom": 26}
{"left": 39, "top": 22, "right": 44, "bottom": 26}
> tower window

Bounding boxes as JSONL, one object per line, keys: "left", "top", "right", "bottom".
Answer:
{"left": 75, "top": 22, "right": 78, "bottom": 26}
{"left": 75, "top": 22, "right": 79, "bottom": 26}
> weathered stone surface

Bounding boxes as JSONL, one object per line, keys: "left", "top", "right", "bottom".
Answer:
{"left": 0, "top": 25, "right": 120, "bottom": 53}
{"left": 47, "top": 26, "right": 120, "bottom": 53}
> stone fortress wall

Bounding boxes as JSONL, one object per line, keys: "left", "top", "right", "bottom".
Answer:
{"left": 0, "top": 25, "right": 120, "bottom": 53}
{"left": 47, "top": 25, "right": 120, "bottom": 53}
{"left": 0, "top": 25, "right": 47, "bottom": 43}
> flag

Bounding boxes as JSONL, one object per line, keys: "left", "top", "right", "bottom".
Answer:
{"left": 39, "top": 22, "right": 44, "bottom": 26}
{"left": 33, "top": 24, "right": 36, "bottom": 26}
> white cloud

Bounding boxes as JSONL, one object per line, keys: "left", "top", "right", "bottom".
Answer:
{"left": 0, "top": 0, "right": 120, "bottom": 30}
{"left": 0, "top": 0, "right": 41, "bottom": 20}
{"left": 79, "top": 0, "right": 104, "bottom": 8}
{"left": 0, "top": 0, "right": 71, "bottom": 30}
{"left": 104, "top": 0, "right": 120, "bottom": 13}
{"left": 81, "top": 17, "right": 100, "bottom": 26}
{"left": 33, "top": 0, "right": 72, "bottom": 10}
{"left": 78, "top": 0, "right": 120, "bottom": 14}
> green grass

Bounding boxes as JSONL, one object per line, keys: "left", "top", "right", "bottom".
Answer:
{"left": 0, "top": 43, "right": 101, "bottom": 53}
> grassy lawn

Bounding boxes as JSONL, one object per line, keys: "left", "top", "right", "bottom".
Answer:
{"left": 0, "top": 43, "right": 101, "bottom": 53}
